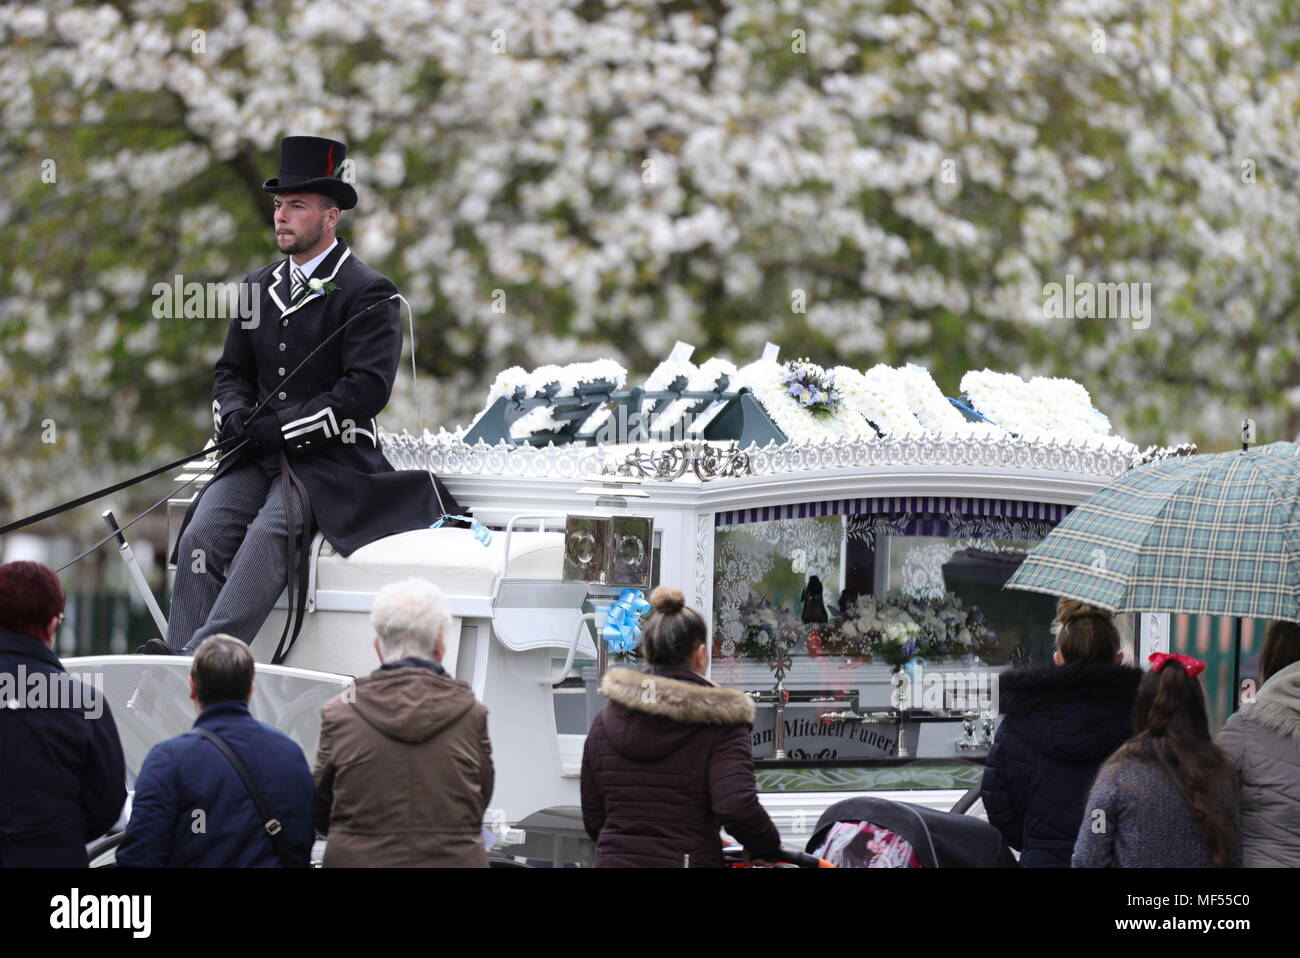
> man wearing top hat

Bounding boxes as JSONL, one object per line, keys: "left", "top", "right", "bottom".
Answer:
{"left": 141, "top": 136, "right": 460, "bottom": 658}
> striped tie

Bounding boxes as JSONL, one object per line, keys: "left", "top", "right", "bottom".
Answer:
{"left": 291, "top": 266, "right": 307, "bottom": 301}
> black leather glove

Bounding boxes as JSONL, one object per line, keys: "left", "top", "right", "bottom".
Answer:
{"left": 218, "top": 408, "right": 251, "bottom": 444}
{"left": 245, "top": 411, "right": 286, "bottom": 455}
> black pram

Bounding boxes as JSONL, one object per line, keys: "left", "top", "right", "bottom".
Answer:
{"left": 806, "top": 797, "right": 1017, "bottom": 868}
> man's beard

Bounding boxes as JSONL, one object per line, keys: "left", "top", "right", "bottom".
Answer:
{"left": 278, "top": 220, "right": 325, "bottom": 255}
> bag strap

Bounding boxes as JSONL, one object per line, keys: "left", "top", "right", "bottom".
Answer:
{"left": 193, "top": 726, "right": 299, "bottom": 867}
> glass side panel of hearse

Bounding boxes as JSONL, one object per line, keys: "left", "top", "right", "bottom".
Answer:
{"left": 549, "top": 532, "right": 664, "bottom": 739}
{"left": 707, "top": 504, "right": 1135, "bottom": 791}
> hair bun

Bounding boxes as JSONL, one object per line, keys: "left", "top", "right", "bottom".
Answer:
{"left": 650, "top": 586, "right": 685, "bottom": 614}
{"left": 1056, "top": 597, "right": 1112, "bottom": 624}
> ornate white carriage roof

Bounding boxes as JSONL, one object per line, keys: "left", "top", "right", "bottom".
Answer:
{"left": 382, "top": 430, "right": 1167, "bottom": 482}
{"left": 378, "top": 345, "right": 1192, "bottom": 485}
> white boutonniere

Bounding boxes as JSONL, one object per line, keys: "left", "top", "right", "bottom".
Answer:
{"left": 294, "top": 277, "right": 340, "bottom": 305}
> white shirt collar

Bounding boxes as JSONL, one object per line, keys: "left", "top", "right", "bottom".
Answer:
{"left": 288, "top": 238, "right": 338, "bottom": 282}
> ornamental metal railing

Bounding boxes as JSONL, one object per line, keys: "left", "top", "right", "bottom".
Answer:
{"left": 380, "top": 431, "right": 1194, "bottom": 482}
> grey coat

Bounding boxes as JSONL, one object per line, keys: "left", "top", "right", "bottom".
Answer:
{"left": 1072, "top": 758, "right": 1240, "bottom": 868}
{"left": 1217, "top": 660, "right": 1300, "bottom": 867}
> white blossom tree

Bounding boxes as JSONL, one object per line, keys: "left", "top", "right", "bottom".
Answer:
{"left": 2, "top": 0, "right": 1299, "bottom": 539}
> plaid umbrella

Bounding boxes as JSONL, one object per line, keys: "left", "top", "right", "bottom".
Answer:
{"left": 1006, "top": 441, "right": 1300, "bottom": 622}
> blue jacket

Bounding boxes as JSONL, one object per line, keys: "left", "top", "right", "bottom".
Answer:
{"left": 116, "top": 699, "right": 315, "bottom": 867}
{"left": 0, "top": 632, "right": 126, "bottom": 867}
{"left": 980, "top": 661, "right": 1140, "bottom": 867}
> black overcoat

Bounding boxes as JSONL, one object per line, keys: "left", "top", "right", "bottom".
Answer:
{"left": 171, "top": 237, "right": 459, "bottom": 563}
{"left": 0, "top": 632, "right": 126, "bottom": 866}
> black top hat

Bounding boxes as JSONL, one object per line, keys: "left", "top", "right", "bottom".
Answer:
{"left": 262, "top": 136, "right": 357, "bottom": 210}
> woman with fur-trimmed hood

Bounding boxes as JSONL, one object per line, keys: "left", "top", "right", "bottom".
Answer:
{"left": 580, "top": 587, "right": 783, "bottom": 867}
{"left": 980, "top": 599, "right": 1141, "bottom": 867}
{"left": 1217, "top": 622, "right": 1300, "bottom": 867}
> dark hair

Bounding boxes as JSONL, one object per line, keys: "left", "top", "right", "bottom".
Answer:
{"left": 640, "top": 587, "right": 707, "bottom": 667}
{"left": 0, "top": 561, "right": 66, "bottom": 639}
{"left": 1055, "top": 597, "right": 1120, "bottom": 663}
{"left": 1108, "top": 661, "right": 1238, "bottom": 866}
{"left": 191, "top": 635, "right": 255, "bottom": 706}
{"left": 1260, "top": 621, "right": 1300, "bottom": 684}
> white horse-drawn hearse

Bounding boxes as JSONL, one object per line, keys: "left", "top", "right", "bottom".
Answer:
{"left": 70, "top": 343, "right": 1187, "bottom": 865}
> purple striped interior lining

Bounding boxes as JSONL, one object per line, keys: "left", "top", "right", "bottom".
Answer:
{"left": 714, "top": 497, "right": 1071, "bottom": 528}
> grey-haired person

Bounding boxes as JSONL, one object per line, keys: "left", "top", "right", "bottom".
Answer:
{"left": 313, "top": 579, "right": 494, "bottom": 867}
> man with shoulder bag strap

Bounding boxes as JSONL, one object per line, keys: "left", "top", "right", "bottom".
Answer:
{"left": 116, "top": 636, "right": 316, "bottom": 867}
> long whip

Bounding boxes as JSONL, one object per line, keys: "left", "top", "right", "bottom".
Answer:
{"left": 2, "top": 293, "right": 399, "bottom": 562}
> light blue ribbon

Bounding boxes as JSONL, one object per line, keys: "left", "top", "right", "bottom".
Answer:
{"left": 904, "top": 655, "right": 927, "bottom": 684}
{"left": 430, "top": 514, "right": 492, "bottom": 546}
{"left": 603, "top": 588, "right": 650, "bottom": 654}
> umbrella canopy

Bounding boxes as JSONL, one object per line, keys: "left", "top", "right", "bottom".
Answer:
{"left": 1006, "top": 442, "right": 1300, "bottom": 622}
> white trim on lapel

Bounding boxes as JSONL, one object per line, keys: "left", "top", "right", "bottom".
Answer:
{"left": 268, "top": 260, "right": 288, "bottom": 313}
{"left": 279, "top": 246, "right": 352, "bottom": 320}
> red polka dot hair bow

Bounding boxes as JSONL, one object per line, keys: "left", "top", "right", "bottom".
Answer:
{"left": 1148, "top": 652, "right": 1206, "bottom": 678}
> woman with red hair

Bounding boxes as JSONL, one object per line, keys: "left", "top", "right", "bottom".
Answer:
{"left": 0, "top": 559, "right": 66, "bottom": 639}
{"left": 0, "top": 561, "right": 126, "bottom": 866}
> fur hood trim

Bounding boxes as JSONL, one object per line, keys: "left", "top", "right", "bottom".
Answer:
{"left": 1246, "top": 659, "right": 1300, "bottom": 747}
{"left": 999, "top": 660, "right": 1141, "bottom": 714}
{"left": 599, "top": 667, "right": 756, "bottom": 725}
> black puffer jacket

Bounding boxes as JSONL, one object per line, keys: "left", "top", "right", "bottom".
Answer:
{"left": 580, "top": 665, "right": 782, "bottom": 868}
{"left": 980, "top": 661, "right": 1140, "bottom": 867}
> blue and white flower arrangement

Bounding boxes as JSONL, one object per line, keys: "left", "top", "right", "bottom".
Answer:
{"left": 730, "top": 357, "right": 876, "bottom": 442}
{"left": 781, "top": 358, "right": 844, "bottom": 420}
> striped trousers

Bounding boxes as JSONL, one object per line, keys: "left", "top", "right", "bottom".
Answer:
{"left": 165, "top": 455, "right": 307, "bottom": 654}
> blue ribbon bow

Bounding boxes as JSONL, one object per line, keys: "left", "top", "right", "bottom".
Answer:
{"left": 603, "top": 588, "right": 650, "bottom": 654}
{"left": 430, "top": 514, "right": 492, "bottom": 546}
{"left": 904, "top": 655, "right": 927, "bottom": 684}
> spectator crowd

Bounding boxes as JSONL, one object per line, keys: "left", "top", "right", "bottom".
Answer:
{"left": 1, "top": 562, "right": 491, "bottom": 868}
{"left": 1, "top": 562, "right": 1297, "bottom": 868}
